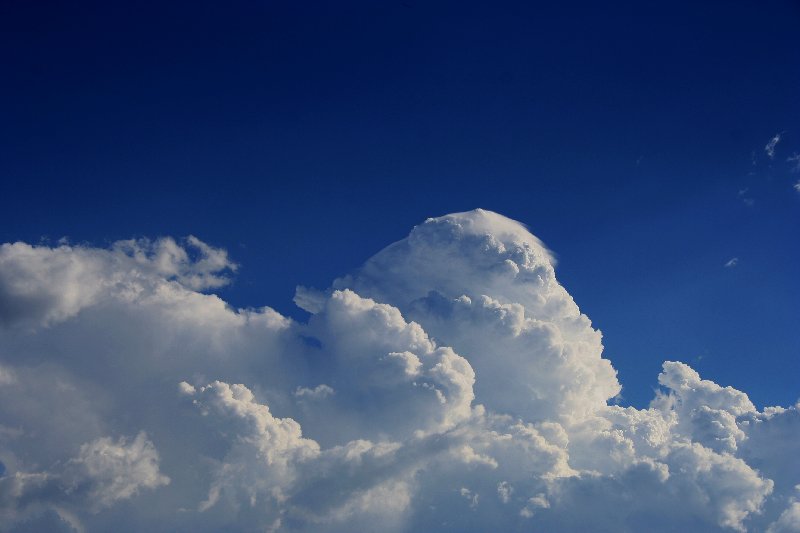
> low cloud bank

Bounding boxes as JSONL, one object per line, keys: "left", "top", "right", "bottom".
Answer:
{"left": 0, "top": 209, "right": 797, "bottom": 532}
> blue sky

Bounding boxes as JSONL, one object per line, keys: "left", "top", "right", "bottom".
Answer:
{"left": 3, "top": 4, "right": 800, "bottom": 531}
{"left": 1, "top": 0, "right": 798, "bottom": 414}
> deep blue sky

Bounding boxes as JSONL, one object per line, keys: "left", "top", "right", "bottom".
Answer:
{"left": 1, "top": 0, "right": 798, "bottom": 408}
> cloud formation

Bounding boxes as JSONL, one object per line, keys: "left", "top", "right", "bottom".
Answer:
{"left": 788, "top": 153, "right": 800, "bottom": 173}
{"left": 0, "top": 209, "right": 796, "bottom": 532}
{"left": 765, "top": 133, "right": 782, "bottom": 159}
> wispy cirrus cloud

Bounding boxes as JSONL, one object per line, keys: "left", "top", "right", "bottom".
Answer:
{"left": 765, "top": 132, "right": 783, "bottom": 159}
{"left": 737, "top": 188, "right": 754, "bottom": 207}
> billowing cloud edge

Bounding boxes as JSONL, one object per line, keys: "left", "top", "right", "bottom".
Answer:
{"left": 0, "top": 209, "right": 797, "bottom": 532}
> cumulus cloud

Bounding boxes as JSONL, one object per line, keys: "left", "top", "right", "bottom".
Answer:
{"left": 0, "top": 432, "right": 168, "bottom": 529}
{"left": 0, "top": 236, "right": 236, "bottom": 329}
{"left": 0, "top": 209, "right": 796, "bottom": 532}
{"left": 767, "top": 488, "right": 800, "bottom": 533}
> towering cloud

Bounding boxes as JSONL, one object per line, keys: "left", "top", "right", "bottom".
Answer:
{"left": 0, "top": 210, "right": 796, "bottom": 532}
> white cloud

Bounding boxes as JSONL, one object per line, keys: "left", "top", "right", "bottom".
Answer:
{"left": 69, "top": 432, "right": 170, "bottom": 511}
{"left": 0, "top": 210, "right": 797, "bottom": 532}
{"left": 0, "top": 236, "right": 236, "bottom": 329}
{"left": 335, "top": 209, "right": 617, "bottom": 422}
{"left": 497, "top": 481, "right": 513, "bottom": 503}
{"left": 0, "top": 432, "right": 168, "bottom": 530}
{"left": 182, "top": 380, "right": 320, "bottom": 515}
{"left": 294, "top": 384, "right": 335, "bottom": 400}
{"left": 0, "top": 365, "right": 15, "bottom": 386}
{"left": 765, "top": 133, "right": 782, "bottom": 159}
{"left": 737, "top": 188, "right": 755, "bottom": 207}
{"left": 767, "top": 488, "right": 800, "bottom": 533}
{"left": 788, "top": 153, "right": 800, "bottom": 173}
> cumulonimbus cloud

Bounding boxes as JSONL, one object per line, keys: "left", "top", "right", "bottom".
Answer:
{"left": 0, "top": 209, "right": 797, "bottom": 532}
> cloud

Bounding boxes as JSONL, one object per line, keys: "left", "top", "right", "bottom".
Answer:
{"left": 767, "top": 489, "right": 800, "bottom": 533}
{"left": 765, "top": 133, "right": 782, "bottom": 159}
{"left": 0, "top": 236, "right": 236, "bottom": 329}
{"left": 294, "top": 384, "right": 335, "bottom": 400}
{"left": 0, "top": 210, "right": 796, "bottom": 532}
{"left": 737, "top": 188, "right": 755, "bottom": 207}
{"left": 0, "top": 432, "right": 168, "bottom": 529}
{"left": 788, "top": 153, "right": 800, "bottom": 173}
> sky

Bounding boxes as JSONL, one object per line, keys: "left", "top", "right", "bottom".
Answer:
{"left": 0, "top": 2, "right": 799, "bottom": 532}
{"left": 2, "top": 0, "right": 799, "bottom": 409}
